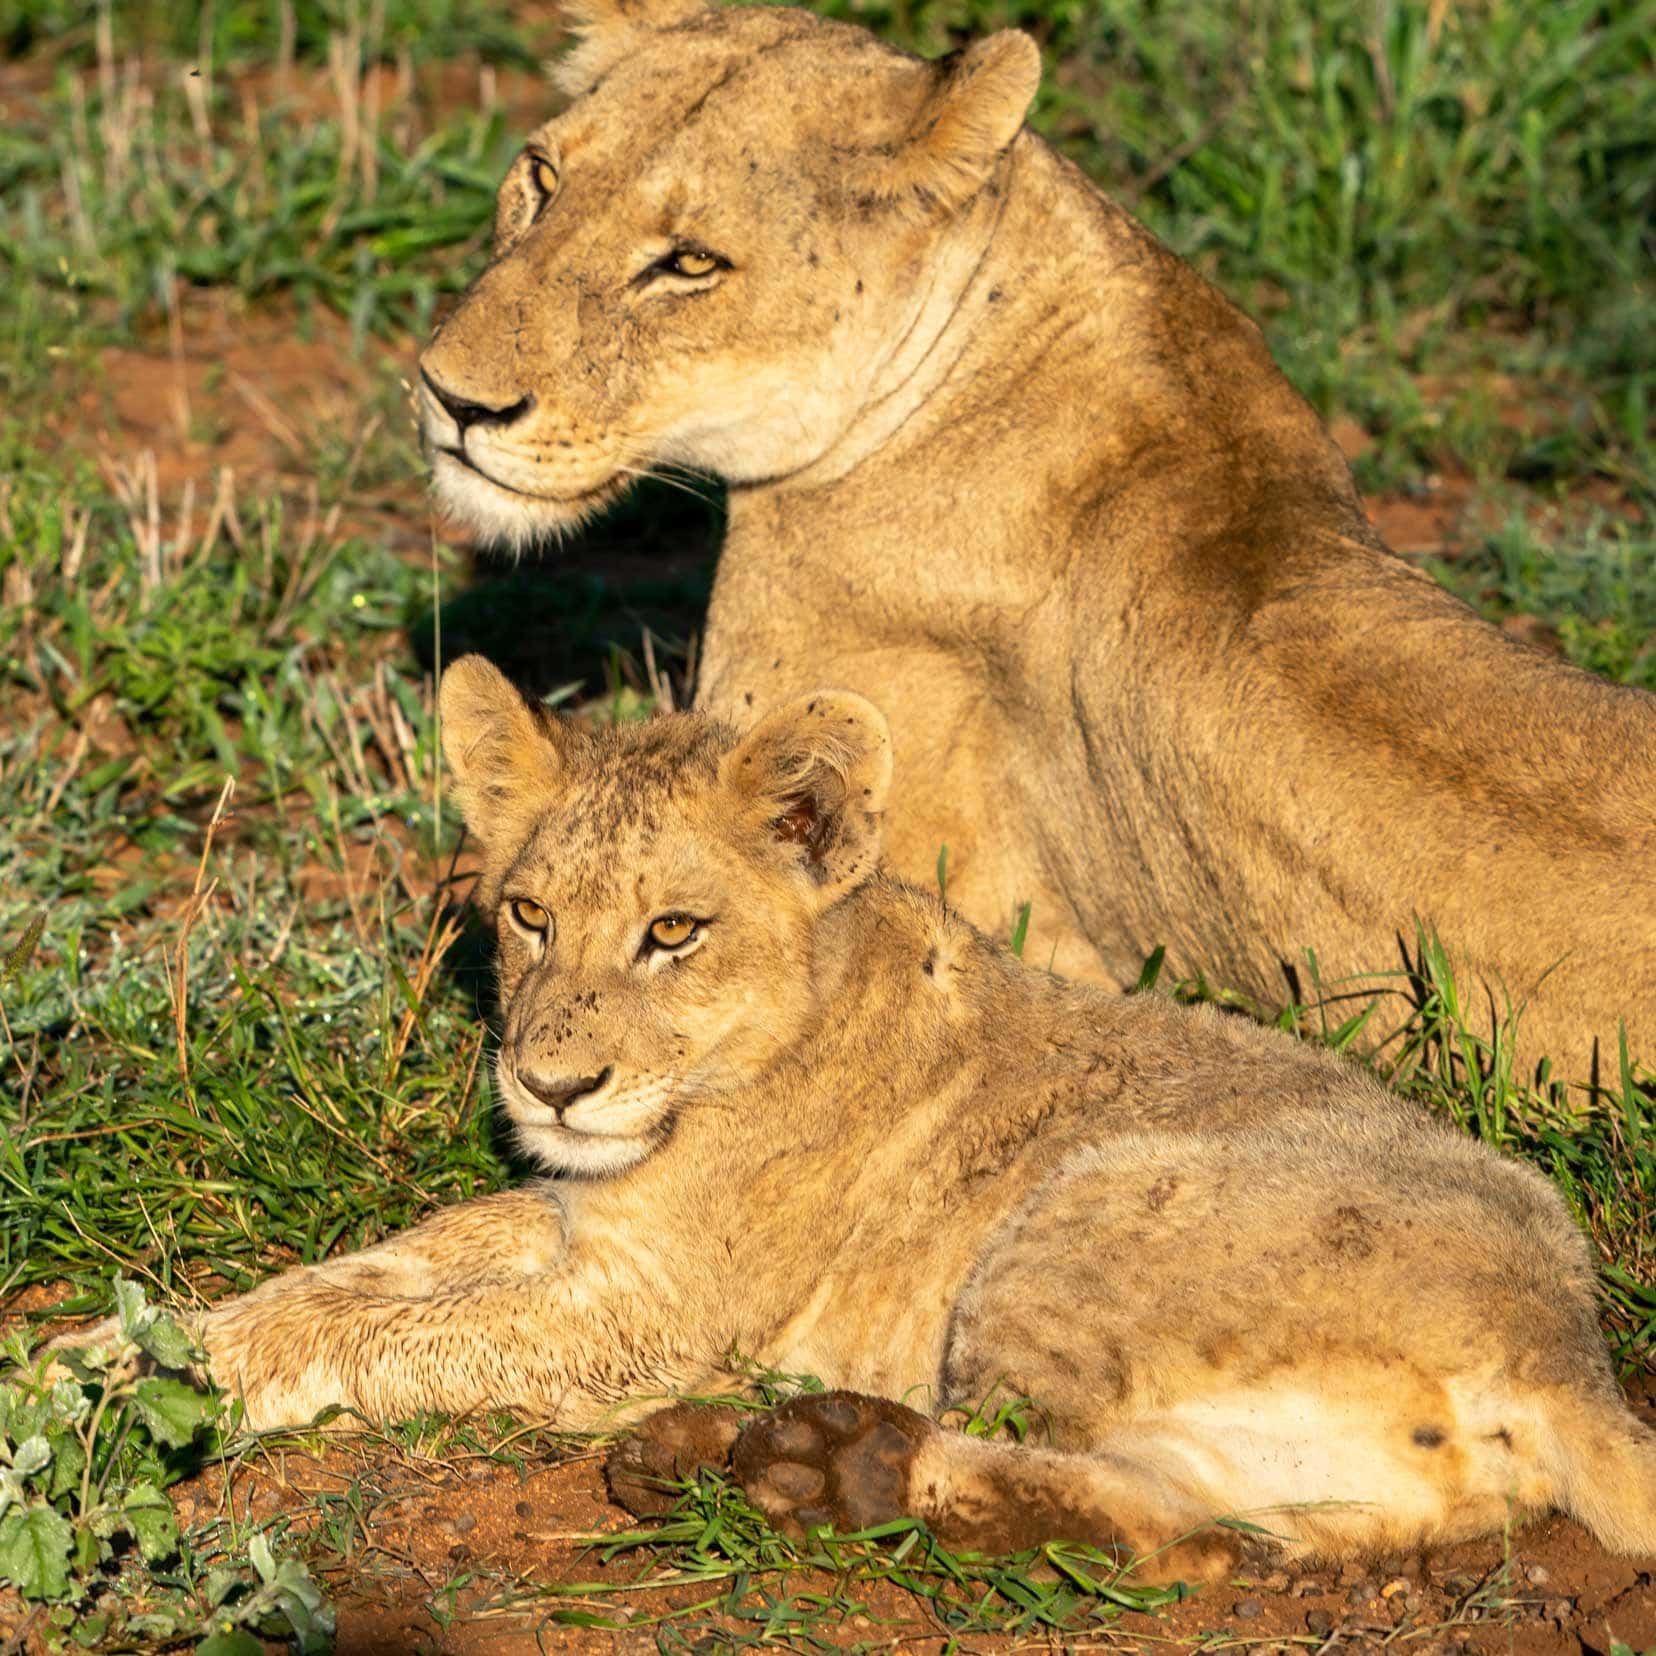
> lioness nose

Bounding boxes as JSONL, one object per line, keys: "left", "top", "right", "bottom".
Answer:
{"left": 518, "top": 1065, "right": 612, "bottom": 1116}
{"left": 421, "top": 369, "right": 533, "bottom": 434}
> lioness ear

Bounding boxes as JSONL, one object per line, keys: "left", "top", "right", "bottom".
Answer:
{"left": 724, "top": 692, "right": 893, "bottom": 905}
{"left": 439, "top": 655, "right": 566, "bottom": 851}
{"left": 873, "top": 32, "right": 1041, "bottom": 218}
{"left": 551, "top": 0, "right": 707, "bottom": 95}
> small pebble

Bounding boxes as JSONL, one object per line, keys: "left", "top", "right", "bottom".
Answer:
{"left": 1306, "top": 1609, "right": 1334, "bottom": 1637}
{"left": 454, "top": 1513, "right": 477, "bottom": 1535}
{"left": 1525, "top": 1563, "right": 1550, "bottom": 1586}
{"left": 1381, "top": 1578, "right": 1409, "bottom": 1599}
{"left": 515, "top": 1500, "right": 533, "bottom": 1518}
{"left": 448, "top": 1543, "right": 470, "bottom": 1562}
{"left": 1233, "top": 1599, "right": 1263, "bottom": 1619}
{"left": 1347, "top": 1583, "right": 1375, "bottom": 1605}
{"left": 421, "top": 1504, "right": 440, "bottom": 1520}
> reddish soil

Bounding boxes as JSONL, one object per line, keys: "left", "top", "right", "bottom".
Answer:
{"left": 6, "top": 1406, "right": 1652, "bottom": 1656}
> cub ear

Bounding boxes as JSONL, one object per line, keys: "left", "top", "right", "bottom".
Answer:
{"left": 873, "top": 32, "right": 1041, "bottom": 218}
{"left": 551, "top": 0, "right": 707, "bottom": 95}
{"left": 724, "top": 691, "right": 893, "bottom": 905}
{"left": 439, "top": 655, "right": 566, "bottom": 851}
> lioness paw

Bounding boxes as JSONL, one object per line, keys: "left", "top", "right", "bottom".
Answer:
{"left": 604, "top": 1402, "right": 745, "bottom": 1518}
{"left": 731, "top": 1391, "right": 937, "bottom": 1537}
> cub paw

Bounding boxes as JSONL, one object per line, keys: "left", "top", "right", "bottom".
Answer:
{"left": 731, "top": 1390, "right": 937, "bottom": 1538}
{"left": 604, "top": 1402, "right": 745, "bottom": 1518}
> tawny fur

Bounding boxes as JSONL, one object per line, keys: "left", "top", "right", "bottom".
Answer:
{"left": 68, "top": 658, "right": 1656, "bottom": 1577}
{"left": 416, "top": 0, "right": 1654, "bottom": 1087}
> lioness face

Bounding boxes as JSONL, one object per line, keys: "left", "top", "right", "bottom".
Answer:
{"left": 439, "top": 657, "right": 893, "bottom": 1175}
{"left": 418, "top": 2, "right": 1039, "bottom": 547}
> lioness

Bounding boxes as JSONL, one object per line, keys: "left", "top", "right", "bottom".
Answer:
{"left": 71, "top": 655, "right": 1655, "bottom": 1577}
{"left": 417, "top": 0, "right": 1655, "bottom": 1085}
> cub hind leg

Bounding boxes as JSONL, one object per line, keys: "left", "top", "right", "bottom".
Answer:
{"left": 732, "top": 1390, "right": 1253, "bottom": 1584}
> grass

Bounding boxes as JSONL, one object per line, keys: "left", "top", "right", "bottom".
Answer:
{"left": 0, "top": 0, "right": 1651, "bottom": 1646}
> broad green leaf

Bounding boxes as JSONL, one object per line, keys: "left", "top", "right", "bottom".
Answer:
{"left": 204, "top": 1565, "right": 243, "bottom": 1608}
{"left": 135, "top": 1312, "right": 199, "bottom": 1372}
{"left": 0, "top": 1502, "right": 74, "bottom": 1600}
{"left": 11, "top": 1435, "right": 51, "bottom": 1478}
{"left": 195, "top": 1630, "right": 267, "bottom": 1656}
{"left": 132, "top": 1378, "right": 216, "bottom": 1449}
{"left": 69, "top": 1608, "right": 108, "bottom": 1647}
{"left": 48, "top": 1380, "right": 91, "bottom": 1425}
{"left": 247, "top": 1530, "right": 275, "bottom": 1583}
{"left": 44, "top": 1425, "right": 87, "bottom": 1502}
{"left": 125, "top": 1610, "right": 183, "bottom": 1637}
{"left": 113, "top": 1278, "right": 150, "bottom": 1340}
{"left": 121, "top": 1483, "right": 179, "bottom": 1564}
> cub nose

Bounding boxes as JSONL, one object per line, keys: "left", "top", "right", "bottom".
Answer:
{"left": 421, "top": 368, "right": 533, "bottom": 435}
{"left": 517, "top": 1065, "right": 613, "bottom": 1116}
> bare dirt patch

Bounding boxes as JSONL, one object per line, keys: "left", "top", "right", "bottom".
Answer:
{"left": 58, "top": 296, "right": 412, "bottom": 497}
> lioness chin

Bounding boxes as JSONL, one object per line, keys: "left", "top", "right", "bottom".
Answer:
{"left": 418, "top": 0, "right": 1654, "bottom": 1087}
{"left": 61, "top": 657, "right": 1656, "bottom": 1578}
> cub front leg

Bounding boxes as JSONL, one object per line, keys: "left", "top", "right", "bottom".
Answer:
{"left": 47, "top": 1187, "right": 568, "bottom": 1385}
{"left": 263, "top": 1185, "right": 569, "bottom": 1299}
{"left": 201, "top": 1258, "right": 702, "bottom": 1432}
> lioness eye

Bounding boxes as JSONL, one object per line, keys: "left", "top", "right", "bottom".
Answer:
{"left": 530, "top": 156, "right": 559, "bottom": 201}
{"left": 510, "top": 898, "right": 550, "bottom": 934}
{"left": 657, "top": 247, "right": 725, "bottom": 280}
{"left": 668, "top": 250, "right": 718, "bottom": 278}
{"left": 648, "top": 915, "right": 697, "bottom": 949}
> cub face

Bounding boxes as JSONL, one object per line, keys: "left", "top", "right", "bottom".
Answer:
{"left": 417, "top": 0, "right": 1039, "bottom": 548}
{"left": 439, "top": 656, "right": 892, "bottom": 1174}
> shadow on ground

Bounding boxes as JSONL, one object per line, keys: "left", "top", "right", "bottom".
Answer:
{"left": 410, "top": 477, "right": 722, "bottom": 703}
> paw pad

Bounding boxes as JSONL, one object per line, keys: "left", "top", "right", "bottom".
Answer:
{"left": 731, "top": 1390, "right": 936, "bottom": 1538}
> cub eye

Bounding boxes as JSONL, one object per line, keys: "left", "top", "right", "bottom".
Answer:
{"left": 529, "top": 155, "right": 559, "bottom": 203}
{"left": 648, "top": 914, "right": 697, "bottom": 949}
{"left": 509, "top": 898, "right": 550, "bottom": 934}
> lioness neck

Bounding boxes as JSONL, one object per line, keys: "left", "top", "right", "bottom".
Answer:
{"left": 702, "top": 133, "right": 1655, "bottom": 1076}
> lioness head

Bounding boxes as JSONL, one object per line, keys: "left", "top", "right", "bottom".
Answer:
{"left": 440, "top": 655, "right": 892, "bottom": 1173}
{"left": 418, "top": 0, "right": 1040, "bottom": 546}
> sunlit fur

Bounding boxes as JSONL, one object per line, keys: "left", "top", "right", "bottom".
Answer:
{"left": 79, "top": 663, "right": 1656, "bottom": 1583}
{"left": 417, "top": 0, "right": 1653, "bottom": 1085}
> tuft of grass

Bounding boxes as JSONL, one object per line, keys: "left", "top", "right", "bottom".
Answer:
{"left": 555, "top": 1455, "right": 1190, "bottom": 1645}
{"left": 1, "top": 67, "right": 521, "bottom": 341}
{"left": 1432, "top": 511, "right": 1656, "bottom": 691}
{"left": 0, "top": 0, "right": 543, "bottom": 71}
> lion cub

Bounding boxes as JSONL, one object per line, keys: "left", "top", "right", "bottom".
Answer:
{"left": 118, "top": 656, "right": 1654, "bottom": 1578}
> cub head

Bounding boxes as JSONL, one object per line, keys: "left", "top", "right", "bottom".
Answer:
{"left": 418, "top": 0, "right": 1040, "bottom": 547}
{"left": 440, "top": 654, "right": 892, "bottom": 1174}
